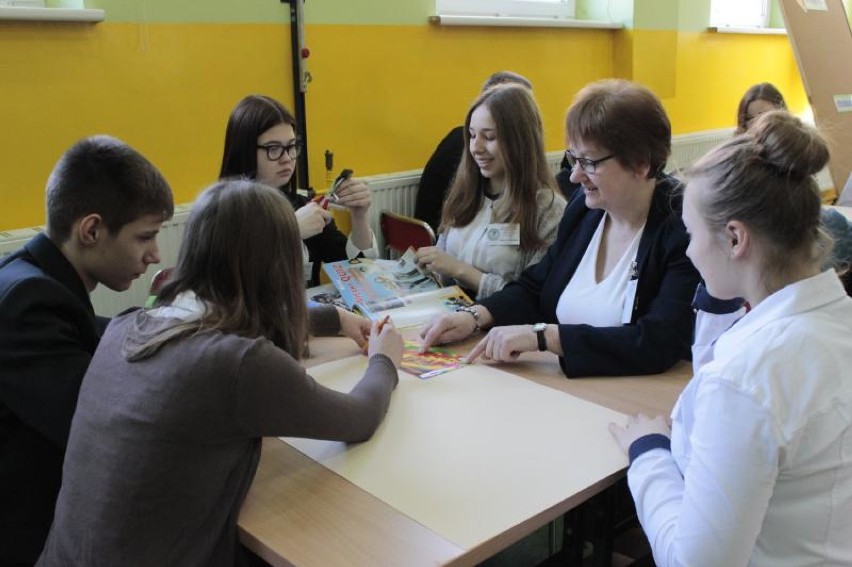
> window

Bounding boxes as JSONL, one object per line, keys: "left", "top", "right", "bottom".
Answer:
{"left": 435, "top": 0, "right": 576, "bottom": 20}
{"left": 710, "top": 0, "right": 770, "bottom": 28}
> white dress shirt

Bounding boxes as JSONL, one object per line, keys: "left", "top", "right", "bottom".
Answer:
{"left": 629, "top": 270, "right": 852, "bottom": 566}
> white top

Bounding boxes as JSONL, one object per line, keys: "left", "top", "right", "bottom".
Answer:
{"left": 439, "top": 189, "right": 566, "bottom": 300}
{"left": 555, "top": 214, "right": 643, "bottom": 326}
{"left": 629, "top": 270, "right": 852, "bottom": 567}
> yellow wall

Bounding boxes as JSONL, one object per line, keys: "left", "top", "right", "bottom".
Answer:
{"left": 0, "top": 22, "right": 294, "bottom": 229}
{"left": 0, "top": 18, "right": 806, "bottom": 231}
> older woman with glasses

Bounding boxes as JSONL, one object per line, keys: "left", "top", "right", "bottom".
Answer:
{"left": 220, "top": 94, "right": 377, "bottom": 285}
{"left": 420, "top": 79, "right": 700, "bottom": 378}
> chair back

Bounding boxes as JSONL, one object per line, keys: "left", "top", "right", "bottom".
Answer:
{"left": 379, "top": 211, "right": 436, "bottom": 256}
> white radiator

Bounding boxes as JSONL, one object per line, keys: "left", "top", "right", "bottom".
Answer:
{"left": 0, "top": 129, "right": 833, "bottom": 316}
{"left": 0, "top": 205, "right": 192, "bottom": 317}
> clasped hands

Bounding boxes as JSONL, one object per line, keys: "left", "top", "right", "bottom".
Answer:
{"left": 296, "top": 178, "right": 372, "bottom": 240}
{"left": 336, "top": 308, "right": 403, "bottom": 366}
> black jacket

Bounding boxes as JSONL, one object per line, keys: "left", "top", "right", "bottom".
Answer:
{"left": 480, "top": 175, "right": 700, "bottom": 377}
{"left": 0, "top": 233, "right": 104, "bottom": 563}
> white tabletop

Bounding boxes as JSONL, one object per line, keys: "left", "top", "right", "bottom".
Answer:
{"left": 238, "top": 336, "right": 692, "bottom": 567}
{"left": 283, "top": 355, "right": 628, "bottom": 552}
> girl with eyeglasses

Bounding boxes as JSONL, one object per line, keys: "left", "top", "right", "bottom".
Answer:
{"left": 420, "top": 79, "right": 700, "bottom": 378}
{"left": 413, "top": 84, "right": 566, "bottom": 301}
{"left": 220, "top": 95, "right": 378, "bottom": 285}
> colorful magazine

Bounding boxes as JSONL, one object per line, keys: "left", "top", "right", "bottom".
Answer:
{"left": 400, "top": 340, "right": 464, "bottom": 379}
{"left": 323, "top": 248, "right": 439, "bottom": 308}
{"left": 322, "top": 249, "right": 473, "bottom": 328}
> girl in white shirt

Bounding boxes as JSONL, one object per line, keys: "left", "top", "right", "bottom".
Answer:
{"left": 610, "top": 111, "right": 852, "bottom": 566}
{"left": 414, "top": 84, "right": 566, "bottom": 300}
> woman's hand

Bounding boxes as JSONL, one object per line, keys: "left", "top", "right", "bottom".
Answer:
{"left": 368, "top": 318, "right": 403, "bottom": 367}
{"left": 608, "top": 414, "right": 671, "bottom": 455}
{"left": 296, "top": 202, "right": 332, "bottom": 239}
{"left": 464, "top": 325, "right": 537, "bottom": 363}
{"left": 414, "top": 246, "right": 465, "bottom": 279}
{"left": 334, "top": 178, "right": 371, "bottom": 216}
{"left": 337, "top": 308, "right": 371, "bottom": 350}
{"left": 419, "top": 312, "right": 477, "bottom": 351}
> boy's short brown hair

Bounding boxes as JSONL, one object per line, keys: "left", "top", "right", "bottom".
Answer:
{"left": 46, "top": 135, "right": 174, "bottom": 242}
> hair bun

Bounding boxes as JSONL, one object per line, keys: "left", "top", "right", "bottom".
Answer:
{"left": 749, "top": 111, "right": 829, "bottom": 180}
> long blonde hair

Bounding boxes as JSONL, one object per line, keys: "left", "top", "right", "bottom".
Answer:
{"left": 149, "top": 179, "right": 308, "bottom": 359}
{"left": 440, "top": 84, "right": 557, "bottom": 251}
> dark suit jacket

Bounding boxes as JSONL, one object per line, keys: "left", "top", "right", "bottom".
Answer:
{"left": 0, "top": 233, "right": 103, "bottom": 563}
{"left": 414, "top": 126, "right": 464, "bottom": 232}
{"left": 480, "top": 175, "right": 700, "bottom": 378}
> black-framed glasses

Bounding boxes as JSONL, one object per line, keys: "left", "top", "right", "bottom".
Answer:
{"left": 564, "top": 149, "right": 614, "bottom": 174}
{"left": 257, "top": 140, "right": 303, "bottom": 161}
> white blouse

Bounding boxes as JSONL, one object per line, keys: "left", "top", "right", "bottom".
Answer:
{"left": 555, "top": 213, "right": 643, "bottom": 326}
{"left": 440, "top": 189, "right": 566, "bottom": 300}
{"left": 629, "top": 270, "right": 852, "bottom": 566}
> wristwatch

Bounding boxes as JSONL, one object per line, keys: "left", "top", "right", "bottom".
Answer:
{"left": 533, "top": 323, "right": 548, "bottom": 352}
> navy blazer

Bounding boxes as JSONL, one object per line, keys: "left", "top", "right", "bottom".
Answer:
{"left": 480, "top": 175, "right": 700, "bottom": 378}
{"left": 0, "top": 233, "right": 103, "bottom": 563}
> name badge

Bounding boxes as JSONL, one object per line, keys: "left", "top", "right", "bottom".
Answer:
{"left": 485, "top": 223, "right": 520, "bottom": 246}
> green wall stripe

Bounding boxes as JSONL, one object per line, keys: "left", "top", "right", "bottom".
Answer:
{"left": 87, "top": 0, "right": 431, "bottom": 25}
{"left": 83, "top": 0, "right": 792, "bottom": 30}
{"left": 87, "top": 0, "right": 290, "bottom": 24}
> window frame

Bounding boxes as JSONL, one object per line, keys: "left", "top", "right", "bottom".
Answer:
{"left": 435, "top": 0, "right": 576, "bottom": 20}
{"left": 709, "top": 0, "right": 771, "bottom": 29}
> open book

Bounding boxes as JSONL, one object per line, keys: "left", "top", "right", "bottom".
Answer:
{"left": 322, "top": 248, "right": 472, "bottom": 328}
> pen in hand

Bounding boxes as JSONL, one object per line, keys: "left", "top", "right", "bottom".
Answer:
{"left": 362, "top": 315, "right": 392, "bottom": 355}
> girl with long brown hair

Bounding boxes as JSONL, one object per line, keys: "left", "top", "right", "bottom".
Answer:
{"left": 414, "top": 84, "right": 566, "bottom": 300}
{"left": 38, "top": 180, "right": 402, "bottom": 566}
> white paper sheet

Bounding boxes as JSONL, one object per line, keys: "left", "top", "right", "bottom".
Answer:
{"left": 282, "top": 356, "right": 629, "bottom": 550}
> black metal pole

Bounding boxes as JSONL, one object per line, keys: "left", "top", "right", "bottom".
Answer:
{"left": 281, "top": 0, "right": 310, "bottom": 193}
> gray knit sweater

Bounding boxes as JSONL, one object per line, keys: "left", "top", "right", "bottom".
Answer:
{"left": 37, "top": 305, "right": 397, "bottom": 567}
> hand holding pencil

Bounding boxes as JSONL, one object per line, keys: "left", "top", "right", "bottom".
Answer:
{"left": 366, "top": 315, "right": 403, "bottom": 367}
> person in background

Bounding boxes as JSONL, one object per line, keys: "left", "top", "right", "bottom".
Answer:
{"left": 413, "top": 71, "right": 533, "bottom": 232}
{"left": 37, "top": 180, "right": 402, "bottom": 567}
{"left": 736, "top": 84, "right": 852, "bottom": 291}
{"left": 414, "top": 84, "right": 566, "bottom": 300}
{"left": 734, "top": 82, "right": 787, "bottom": 134}
{"left": 219, "top": 94, "right": 378, "bottom": 286}
{"left": 0, "top": 136, "right": 174, "bottom": 566}
{"left": 420, "top": 79, "right": 700, "bottom": 378}
{"left": 610, "top": 111, "right": 852, "bottom": 566}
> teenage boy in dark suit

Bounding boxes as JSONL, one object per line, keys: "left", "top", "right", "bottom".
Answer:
{"left": 0, "top": 135, "right": 174, "bottom": 566}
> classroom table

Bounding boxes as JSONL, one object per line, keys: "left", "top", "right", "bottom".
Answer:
{"left": 237, "top": 334, "right": 692, "bottom": 567}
